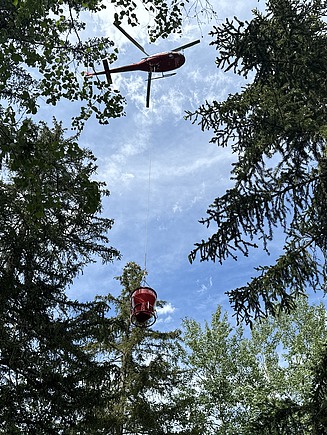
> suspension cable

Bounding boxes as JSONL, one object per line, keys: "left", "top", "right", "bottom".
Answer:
{"left": 143, "top": 151, "right": 152, "bottom": 284}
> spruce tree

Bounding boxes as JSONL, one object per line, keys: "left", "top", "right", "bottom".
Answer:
{"left": 84, "top": 262, "right": 188, "bottom": 434}
{"left": 0, "top": 120, "right": 119, "bottom": 433}
{"left": 187, "top": 0, "right": 327, "bottom": 324}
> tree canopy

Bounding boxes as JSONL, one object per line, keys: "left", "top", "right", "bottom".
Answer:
{"left": 187, "top": 0, "right": 327, "bottom": 324}
{"left": 182, "top": 297, "right": 327, "bottom": 434}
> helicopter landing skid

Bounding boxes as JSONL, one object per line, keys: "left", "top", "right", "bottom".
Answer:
{"left": 147, "top": 72, "right": 177, "bottom": 81}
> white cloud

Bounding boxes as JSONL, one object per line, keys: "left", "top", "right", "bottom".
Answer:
{"left": 158, "top": 315, "right": 173, "bottom": 324}
{"left": 197, "top": 276, "right": 213, "bottom": 294}
{"left": 157, "top": 302, "right": 176, "bottom": 315}
{"left": 173, "top": 202, "right": 182, "bottom": 213}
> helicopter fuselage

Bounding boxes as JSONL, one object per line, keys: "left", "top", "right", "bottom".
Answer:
{"left": 107, "top": 51, "right": 185, "bottom": 74}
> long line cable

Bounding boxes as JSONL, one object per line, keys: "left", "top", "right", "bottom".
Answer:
{"left": 143, "top": 151, "right": 152, "bottom": 284}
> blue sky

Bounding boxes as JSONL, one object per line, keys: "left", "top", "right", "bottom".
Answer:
{"left": 53, "top": 0, "right": 277, "bottom": 329}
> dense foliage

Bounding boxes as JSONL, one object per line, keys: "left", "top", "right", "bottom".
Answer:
{"left": 187, "top": 0, "right": 327, "bottom": 324}
{"left": 182, "top": 297, "right": 327, "bottom": 434}
{"left": 0, "top": 120, "right": 120, "bottom": 432}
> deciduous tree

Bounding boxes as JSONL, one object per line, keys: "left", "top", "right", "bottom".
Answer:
{"left": 181, "top": 298, "right": 327, "bottom": 434}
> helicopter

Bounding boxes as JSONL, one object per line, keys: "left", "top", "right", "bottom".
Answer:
{"left": 85, "top": 22, "right": 200, "bottom": 107}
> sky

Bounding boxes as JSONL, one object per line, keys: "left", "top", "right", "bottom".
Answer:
{"left": 57, "top": 0, "right": 278, "bottom": 330}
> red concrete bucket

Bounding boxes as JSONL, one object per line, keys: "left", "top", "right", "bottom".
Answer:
{"left": 130, "top": 287, "right": 157, "bottom": 327}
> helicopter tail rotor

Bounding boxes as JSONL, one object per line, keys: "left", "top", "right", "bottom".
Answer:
{"left": 102, "top": 59, "right": 112, "bottom": 84}
{"left": 84, "top": 58, "right": 112, "bottom": 84}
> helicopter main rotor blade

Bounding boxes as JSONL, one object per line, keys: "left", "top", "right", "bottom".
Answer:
{"left": 172, "top": 39, "right": 200, "bottom": 52}
{"left": 146, "top": 71, "right": 152, "bottom": 108}
{"left": 114, "top": 22, "right": 149, "bottom": 56}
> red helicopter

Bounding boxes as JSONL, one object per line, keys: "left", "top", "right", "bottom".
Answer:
{"left": 85, "top": 22, "right": 200, "bottom": 107}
